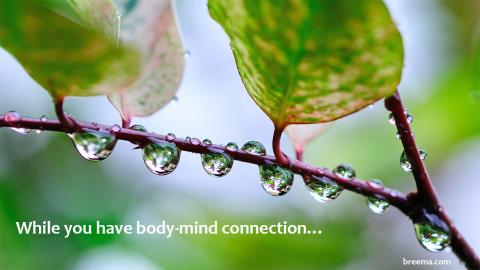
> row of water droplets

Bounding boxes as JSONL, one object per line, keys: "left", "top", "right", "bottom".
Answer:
{"left": 2, "top": 111, "right": 451, "bottom": 253}
{"left": 389, "top": 110, "right": 451, "bottom": 252}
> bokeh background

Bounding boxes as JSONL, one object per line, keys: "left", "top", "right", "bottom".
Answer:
{"left": 1, "top": 0, "right": 479, "bottom": 269}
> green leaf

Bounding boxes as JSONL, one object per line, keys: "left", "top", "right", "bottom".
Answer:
{"left": 208, "top": 0, "right": 403, "bottom": 128}
{"left": 108, "top": 0, "right": 185, "bottom": 121}
{"left": 0, "top": 0, "right": 139, "bottom": 99}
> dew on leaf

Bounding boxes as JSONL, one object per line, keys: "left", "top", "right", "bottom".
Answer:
{"left": 259, "top": 164, "right": 293, "bottom": 196}
{"left": 202, "top": 139, "right": 212, "bottom": 146}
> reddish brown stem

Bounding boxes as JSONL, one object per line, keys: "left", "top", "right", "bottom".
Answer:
{"left": 272, "top": 127, "right": 289, "bottom": 166}
{"left": 122, "top": 117, "right": 131, "bottom": 129}
{"left": 385, "top": 91, "right": 479, "bottom": 270}
{"left": 54, "top": 97, "right": 78, "bottom": 132}
{"left": 0, "top": 115, "right": 412, "bottom": 213}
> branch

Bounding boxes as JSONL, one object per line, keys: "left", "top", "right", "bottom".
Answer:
{"left": 0, "top": 114, "right": 412, "bottom": 213}
{"left": 385, "top": 91, "right": 479, "bottom": 270}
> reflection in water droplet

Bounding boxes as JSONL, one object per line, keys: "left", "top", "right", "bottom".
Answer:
{"left": 202, "top": 139, "right": 212, "bottom": 146}
{"left": 130, "top": 125, "right": 147, "bottom": 132}
{"left": 166, "top": 133, "right": 176, "bottom": 141}
{"left": 389, "top": 110, "right": 413, "bottom": 125}
{"left": 142, "top": 140, "right": 181, "bottom": 175}
{"left": 305, "top": 175, "right": 343, "bottom": 203}
{"left": 367, "top": 196, "right": 390, "bottom": 214}
{"left": 388, "top": 113, "right": 395, "bottom": 125}
{"left": 242, "top": 141, "right": 266, "bottom": 155}
{"left": 69, "top": 130, "right": 117, "bottom": 161}
{"left": 367, "top": 179, "right": 384, "bottom": 189}
{"left": 36, "top": 115, "right": 49, "bottom": 133}
{"left": 259, "top": 164, "right": 293, "bottom": 196}
{"left": 366, "top": 179, "right": 389, "bottom": 214}
{"left": 400, "top": 150, "right": 427, "bottom": 172}
{"left": 414, "top": 213, "right": 451, "bottom": 252}
{"left": 201, "top": 152, "right": 233, "bottom": 177}
{"left": 111, "top": 124, "right": 121, "bottom": 133}
{"left": 184, "top": 50, "right": 191, "bottom": 58}
{"left": 191, "top": 138, "right": 201, "bottom": 145}
{"left": 226, "top": 142, "right": 238, "bottom": 151}
{"left": 332, "top": 163, "right": 355, "bottom": 179}
{"left": 4, "top": 111, "right": 30, "bottom": 134}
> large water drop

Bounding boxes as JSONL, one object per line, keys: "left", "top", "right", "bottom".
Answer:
{"left": 259, "top": 164, "right": 293, "bottom": 196}
{"left": 242, "top": 141, "right": 266, "bottom": 155}
{"left": 332, "top": 163, "right": 356, "bottom": 179}
{"left": 201, "top": 151, "right": 233, "bottom": 177}
{"left": 69, "top": 130, "right": 117, "bottom": 161}
{"left": 305, "top": 175, "right": 343, "bottom": 203}
{"left": 142, "top": 140, "right": 181, "bottom": 175}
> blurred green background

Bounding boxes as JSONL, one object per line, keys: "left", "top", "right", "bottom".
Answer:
{"left": 0, "top": 0, "right": 479, "bottom": 269}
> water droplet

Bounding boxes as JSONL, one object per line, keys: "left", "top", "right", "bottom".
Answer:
{"left": 142, "top": 140, "right": 181, "bottom": 175}
{"left": 413, "top": 211, "right": 451, "bottom": 252}
{"left": 366, "top": 180, "right": 389, "bottom": 214}
{"left": 34, "top": 115, "right": 48, "bottom": 133}
{"left": 226, "top": 142, "right": 238, "bottom": 152}
{"left": 389, "top": 110, "right": 413, "bottom": 125}
{"left": 191, "top": 138, "right": 201, "bottom": 145}
{"left": 130, "top": 124, "right": 147, "bottom": 132}
{"left": 367, "top": 179, "right": 384, "bottom": 189}
{"left": 367, "top": 196, "right": 390, "bottom": 214}
{"left": 92, "top": 122, "right": 98, "bottom": 126}
{"left": 242, "top": 141, "right": 266, "bottom": 155}
{"left": 395, "top": 132, "right": 401, "bottom": 139}
{"left": 111, "top": 124, "right": 121, "bottom": 133}
{"left": 406, "top": 112, "right": 413, "bottom": 124}
{"left": 4, "top": 111, "right": 21, "bottom": 124}
{"left": 186, "top": 136, "right": 191, "bottom": 143}
{"left": 332, "top": 163, "right": 356, "bottom": 179}
{"left": 166, "top": 133, "right": 176, "bottom": 141}
{"left": 400, "top": 150, "right": 427, "bottom": 172}
{"left": 184, "top": 50, "right": 191, "bottom": 58}
{"left": 388, "top": 113, "right": 396, "bottom": 125}
{"left": 305, "top": 175, "right": 343, "bottom": 203}
{"left": 12, "top": 127, "right": 31, "bottom": 134}
{"left": 4, "top": 111, "right": 30, "bottom": 134}
{"left": 202, "top": 139, "right": 212, "bottom": 146}
{"left": 69, "top": 130, "right": 117, "bottom": 161}
{"left": 201, "top": 152, "right": 233, "bottom": 177}
{"left": 259, "top": 164, "right": 293, "bottom": 196}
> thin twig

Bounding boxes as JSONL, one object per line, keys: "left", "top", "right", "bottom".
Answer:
{"left": 0, "top": 115, "right": 412, "bottom": 213}
{"left": 385, "top": 91, "right": 479, "bottom": 270}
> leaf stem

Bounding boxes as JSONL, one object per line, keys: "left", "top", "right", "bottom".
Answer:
{"left": 54, "top": 97, "right": 78, "bottom": 132}
{"left": 385, "top": 90, "right": 479, "bottom": 270}
{"left": 272, "top": 127, "right": 290, "bottom": 166}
